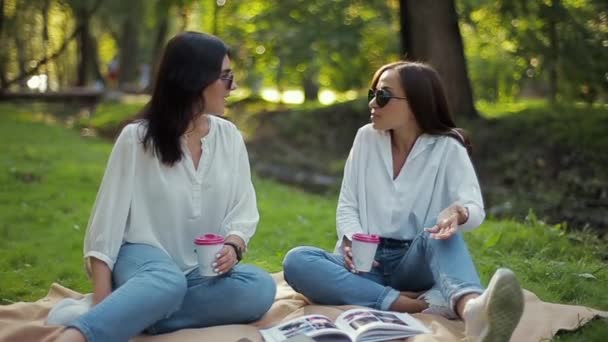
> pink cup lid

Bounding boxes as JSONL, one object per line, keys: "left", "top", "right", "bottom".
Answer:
{"left": 194, "top": 234, "right": 225, "bottom": 245}
{"left": 352, "top": 233, "right": 380, "bottom": 244}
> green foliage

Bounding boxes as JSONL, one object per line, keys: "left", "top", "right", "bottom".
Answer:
{"left": 1, "top": 0, "right": 78, "bottom": 88}
{"left": 219, "top": 0, "right": 400, "bottom": 94}
{"left": 459, "top": 2, "right": 526, "bottom": 101}
{"left": 459, "top": 0, "right": 608, "bottom": 103}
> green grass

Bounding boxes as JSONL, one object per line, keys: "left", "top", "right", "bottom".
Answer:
{"left": 72, "top": 101, "right": 146, "bottom": 139}
{"left": 476, "top": 99, "right": 552, "bottom": 118}
{"left": 74, "top": 96, "right": 341, "bottom": 141}
{"left": 0, "top": 102, "right": 606, "bottom": 340}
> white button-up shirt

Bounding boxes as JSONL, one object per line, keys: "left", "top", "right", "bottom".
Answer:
{"left": 84, "top": 115, "right": 259, "bottom": 273}
{"left": 335, "top": 124, "right": 485, "bottom": 252}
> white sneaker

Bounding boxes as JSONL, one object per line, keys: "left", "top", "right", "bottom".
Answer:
{"left": 464, "top": 268, "right": 524, "bottom": 342}
{"left": 418, "top": 286, "right": 458, "bottom": 320}
{"left": 46, "top": 294, "right": 93, "bottom": 326}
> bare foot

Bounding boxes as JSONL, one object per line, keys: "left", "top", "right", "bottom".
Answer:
{"left": 389, "top": 295, "right": 428, "bottom": 313}
{"left": 400, "top": 291, "right": 424, "bottom": 299}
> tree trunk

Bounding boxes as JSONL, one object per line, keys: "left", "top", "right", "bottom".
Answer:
{"left": 15, "top": 36, "right": 28, "bottom": 90}
{"left": 2, "top": 0, "right": 103, "bottom": 90}
{"left": 547, "top": 0, "right": 559, "bottom": 104}
{"left": 399, "top": 0, "right": 478, "bottom": 118}
{"left": 212, "top": 1, "right": 219, "bottom": 35}
{"left": 76, "top": 22, "right": 103, "bottom": 87}
{"left": 41, "top": 0, "right": 50, "bottom": 84}
{"left": 0, "top": 0, "right": 6, "bottom": 89}
{"left": 12, "top": 1, "right": 28, "bottom": 90}
{"left": 90, "top": 34, "right": 104, "bottom": 85}
{"left": 0, "top": 0, "right": 4, "bottom": 34}
{"left": 302, "top": 74, "right": 319, "bottom": 102}
{"left": 275, "top": 55, "right": 284, "bottom": 104}
{"left": 118, "top": 2, "right": 141, "bottom": 90}
{"left": 144, "top": 1, "right": 169, "bottom": 93}
{"left": 399, "top": 0, "right": 412, "bottom": 58}
{"left": 76, "top": 6, "right": 91, "bottom": 87}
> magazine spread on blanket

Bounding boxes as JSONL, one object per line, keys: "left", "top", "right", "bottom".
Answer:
{"left": 259, "top": 308, "right": 431, "bottom": 342}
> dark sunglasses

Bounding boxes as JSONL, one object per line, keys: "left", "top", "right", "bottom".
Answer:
{"left": 220, "top": 73, "right": 234, "bottom": 90}
{"left": 368, "top": 88, "right": 407, "bottom": 108}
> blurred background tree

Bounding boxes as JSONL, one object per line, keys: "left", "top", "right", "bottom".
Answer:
{"left": 399, "top": 0, "right": 478, "bottom": 117}
{"left": 0, "top": 0, "right": 606, "bottom": 109}
{"left": 212, "top": 0, "right": 400, "bottom": 104}
{"left": 459, "top": 0, "right": 608, "bottom": 105}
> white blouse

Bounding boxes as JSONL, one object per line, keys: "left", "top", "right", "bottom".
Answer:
{"left": 83, "top": 115, "right": 259, "bottom": 273}
{"left": 335, "top": 124, "right": 485, "bottom": 252}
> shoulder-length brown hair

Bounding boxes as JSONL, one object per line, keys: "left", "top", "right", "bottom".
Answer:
{"left": 370, "top": 61, "right": 472, "bottom": 155}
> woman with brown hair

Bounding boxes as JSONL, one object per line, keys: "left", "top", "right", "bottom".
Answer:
{"left": 283, "top": 61, "right": 524, "bottom": 342}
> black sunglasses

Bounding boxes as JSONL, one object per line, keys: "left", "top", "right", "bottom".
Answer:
{"left": 220, "top": 73, "right": 234, "bottom": 90}
{"left": 368, "top": 88, "right": 407, "bottom": 108}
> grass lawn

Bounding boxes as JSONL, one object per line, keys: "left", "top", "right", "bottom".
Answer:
{"left": 0, "top": 102, "right": 606, "bottom": 340}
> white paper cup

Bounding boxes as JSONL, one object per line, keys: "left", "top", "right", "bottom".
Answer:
{"left": 351, "top": 233, "right": 380, "bottom": 272}
{"left": 194, "top": 234, "right": 225, "bottom": 276}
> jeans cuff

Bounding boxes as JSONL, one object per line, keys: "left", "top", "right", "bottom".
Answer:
{"left": 449, "top": 286, "right": 483, "bottom": 314}
{"left": 378, "top": 287, "right": 400, "bottom": 311}
{"left": 67, "top": 320, "right": 95, "bottom": 342}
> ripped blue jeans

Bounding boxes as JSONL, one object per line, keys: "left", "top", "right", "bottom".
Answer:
{"left": 283, "top": 231, "right": 483, "bottom": 313}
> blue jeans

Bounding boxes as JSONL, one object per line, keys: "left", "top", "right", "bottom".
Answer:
{"left": 68, "top": 243, "right": 276, "bottom": 342}
{"left": 283, "top": 231, "right": 483, "bottom": 312}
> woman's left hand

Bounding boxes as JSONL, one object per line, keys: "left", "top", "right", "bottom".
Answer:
{"left": 425, "top": 204, "right": 468, "bottom": 240}
{"left": 213, "top": 245, "right": 239, "bottom": 274}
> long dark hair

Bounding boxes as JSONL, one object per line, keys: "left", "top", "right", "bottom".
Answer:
{"left": 141, "top": 31, "right": 229, "bottom": 165}
{"left": 370, "top": 61, "right": 472, "bottom": 155}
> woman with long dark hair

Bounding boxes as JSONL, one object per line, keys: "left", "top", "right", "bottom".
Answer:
{"left": 283, "top": 61, "right": 524, "bottom": 342}
{"left": 55, "top": 32, "right": 276, "bottom": 342}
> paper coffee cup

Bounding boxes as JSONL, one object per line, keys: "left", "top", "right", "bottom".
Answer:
{"left": 351, "top": 233, "right": 380, "bottom": 272}
{"left": 194, "top": 234, "right": 225, "bottom": 276}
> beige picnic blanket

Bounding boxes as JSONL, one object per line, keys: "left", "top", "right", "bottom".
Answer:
{"left": 1, "top": 272, "right": 606, "bottom": 342}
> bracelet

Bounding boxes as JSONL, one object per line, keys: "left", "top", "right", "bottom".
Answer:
{"left": 224, "top": 242, "right": 243, "bottom": 262}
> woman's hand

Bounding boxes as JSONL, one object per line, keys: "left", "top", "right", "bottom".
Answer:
{"left": 213, "top": 245, "right": 239, "bottom": 274}
{"left": 342, "top": 238, "right": 356, "bottom": 272}
{"left": 341, "top": 237, "right": 379, "bottom": 273}
{"left": 425, "top": 204, "right": 468, "bottom": 240}
{"left": 213, "top": 235, "right": 245, "bottom": 274}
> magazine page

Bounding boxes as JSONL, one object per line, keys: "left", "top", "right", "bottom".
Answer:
{"left": 334, "top": 309, "right": 431, "bottom": 342}
{"left": 260, "top": 314, "right": 352, "bottom": 342}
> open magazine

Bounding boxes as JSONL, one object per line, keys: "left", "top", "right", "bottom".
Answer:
{"left": 260, "top": 308, "right": 431, "bottom": 342}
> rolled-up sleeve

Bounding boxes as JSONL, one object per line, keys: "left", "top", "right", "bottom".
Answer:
{"left": 83, "top": 126, "right": 136, "bottom": 272}
{"left": 336, "top": 129, "right": 364, "bottom": 242}
{"left": 221, "top": 132, "right": 259, "bottom": 245}
{"left": 446, "top": 143, "right": 485, "bottom": 231}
